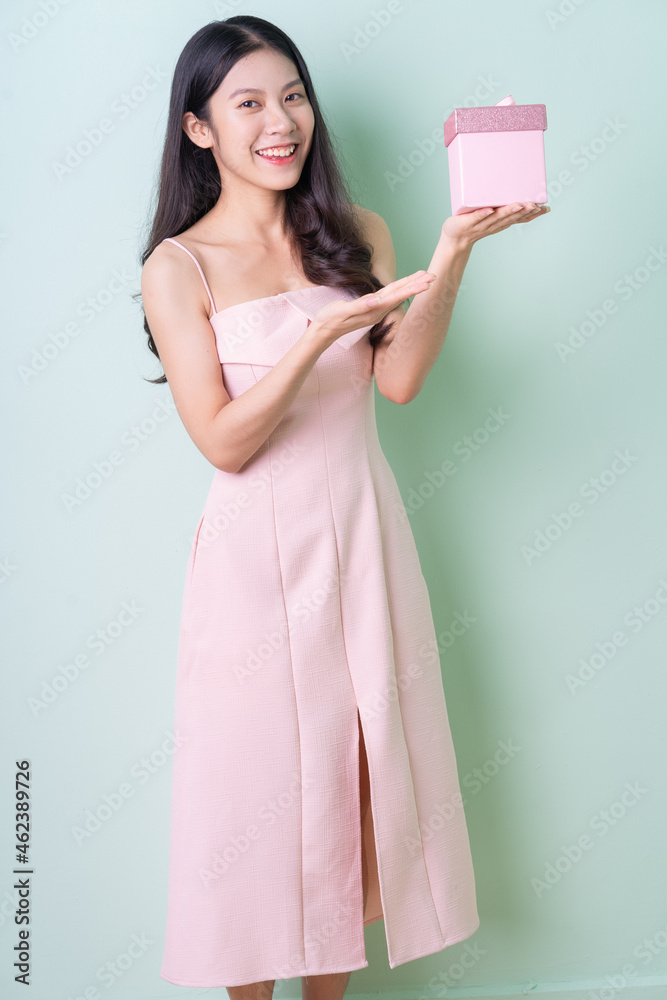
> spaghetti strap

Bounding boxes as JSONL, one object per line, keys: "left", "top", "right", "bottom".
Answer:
{"left": 163, "top": 237, "right": 217, "bottom": 316}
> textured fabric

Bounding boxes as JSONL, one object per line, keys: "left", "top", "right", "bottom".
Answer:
{"left": 158, "top": 248, "right": 480, "bottom": 987}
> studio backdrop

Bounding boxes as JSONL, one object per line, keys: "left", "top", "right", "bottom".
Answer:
{"left": 2, "top": 1, "right": 666, "bottom": 999}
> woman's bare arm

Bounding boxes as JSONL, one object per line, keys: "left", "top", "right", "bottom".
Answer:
{"left": 366, "top": 203, "right": 548, "bottom": 403}
{"left": 141, "top": 242, "right": 434, "bottom": 473}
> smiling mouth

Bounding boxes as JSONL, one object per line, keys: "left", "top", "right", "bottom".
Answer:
{"left": 255, "top": 143, "right": 299, "bottom": 158}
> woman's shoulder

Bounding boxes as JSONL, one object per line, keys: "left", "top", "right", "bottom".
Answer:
{"left": 350, "top": 202, "right": 380, "bottom": 227}
{"left": 141, "top": 232, "right": 207, "bottom": 306}
{"left": 349, "top": 203, "right": 391, "bottom": 244}
{"left": 348, "top": 205, "right": 396, "bottom": 281}
{"left": 142, "top": 236, "right": 184, "bottom": 284}
{"left": 143, "top": 224, "right": 215, "bottom": 274}
{"left": 149, "top": 223, "right": 204, "bottom": 254}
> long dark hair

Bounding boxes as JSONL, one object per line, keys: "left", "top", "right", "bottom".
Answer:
{"left": 135, "top": 14, "right": 394, "bottom": 384}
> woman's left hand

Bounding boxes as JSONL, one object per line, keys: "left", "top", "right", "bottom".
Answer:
{"left": 442, "top": 201, "right": 550, "bottom": 250}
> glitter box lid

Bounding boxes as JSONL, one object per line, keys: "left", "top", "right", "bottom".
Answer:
{"left": 443, "top": 94, "right": 547, "bottom": 148}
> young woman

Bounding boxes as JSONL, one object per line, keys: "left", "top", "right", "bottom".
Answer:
{"left": 139, "top": 14, "right": 547, "bottom": 1000}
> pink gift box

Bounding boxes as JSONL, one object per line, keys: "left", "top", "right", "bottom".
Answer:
{"left": 444, "top": 94, "right": 548, "bottom": 215}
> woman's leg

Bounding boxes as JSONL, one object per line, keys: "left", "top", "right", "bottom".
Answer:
{"left": 358, "top": 712, "right": 371, "bottom": 913}
{"left": 301, "top": 718, "right": 369, "bottom": 1000}
{"left": 301, "top": 971, "right": 351, "bottom": 1000}
{"left": 227, "top": 981, "right": 275, "bottom": 1000}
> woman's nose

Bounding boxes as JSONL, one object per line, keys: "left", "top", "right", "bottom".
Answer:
{"left": 264, "top": 106, "right": 296, "bottom": 130}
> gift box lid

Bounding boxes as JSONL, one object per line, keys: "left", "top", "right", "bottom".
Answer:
{"left": 443, "top": 94, "right": 547, "bottom": 147}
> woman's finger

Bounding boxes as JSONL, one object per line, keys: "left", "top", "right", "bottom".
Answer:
{"left": 363, "top": 275, "right": 433, "bottom": 310}
{"left": 516, "top": 206, "right": 549, "bottom": 222}
{"left": 480, "top": 203, "right": 543, "bottom": 233}
{"left": 313, "top": 273, "right": 435, "bottom": 341}
{"left": 380, "top": 270, "right": 433, "bottom": 294}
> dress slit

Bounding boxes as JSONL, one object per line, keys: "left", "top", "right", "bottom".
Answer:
{"left": 357, "top": 709, "right": 383, "bottom": 926}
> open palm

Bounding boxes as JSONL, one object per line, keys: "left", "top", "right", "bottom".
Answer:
{"left": 443, "top": 201, "right": 550, "bottom": 247}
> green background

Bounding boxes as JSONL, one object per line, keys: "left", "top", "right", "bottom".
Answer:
{"left": 3, "top": 1, "right": 666, "bottom": 998}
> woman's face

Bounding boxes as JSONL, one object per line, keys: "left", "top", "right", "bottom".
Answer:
{"left": 188, "top": 48, "right": 315, "bottom": 192}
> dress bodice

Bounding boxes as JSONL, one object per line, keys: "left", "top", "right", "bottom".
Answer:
{"left": 209, "top": 285, "right": 374, "bottom": 367}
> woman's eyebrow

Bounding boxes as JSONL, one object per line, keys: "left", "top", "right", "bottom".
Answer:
{"left": 228, "top": 77, "right": 304, "bottom": 100}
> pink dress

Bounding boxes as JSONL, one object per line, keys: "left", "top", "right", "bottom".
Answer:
{"left": 158, "top": 237, "right": 480, "bottom": 988}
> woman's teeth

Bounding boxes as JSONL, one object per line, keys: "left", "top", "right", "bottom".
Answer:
{"left": 256, "top": 144, "right": 296, "bottom": 157}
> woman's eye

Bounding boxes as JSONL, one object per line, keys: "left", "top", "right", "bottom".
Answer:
{"left": 239, "top": 93, "right": 304, "bottom": 109}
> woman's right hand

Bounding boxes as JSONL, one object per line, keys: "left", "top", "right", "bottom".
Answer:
{"left": 309, "top": 270, "right": 436, "bottom": 349}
